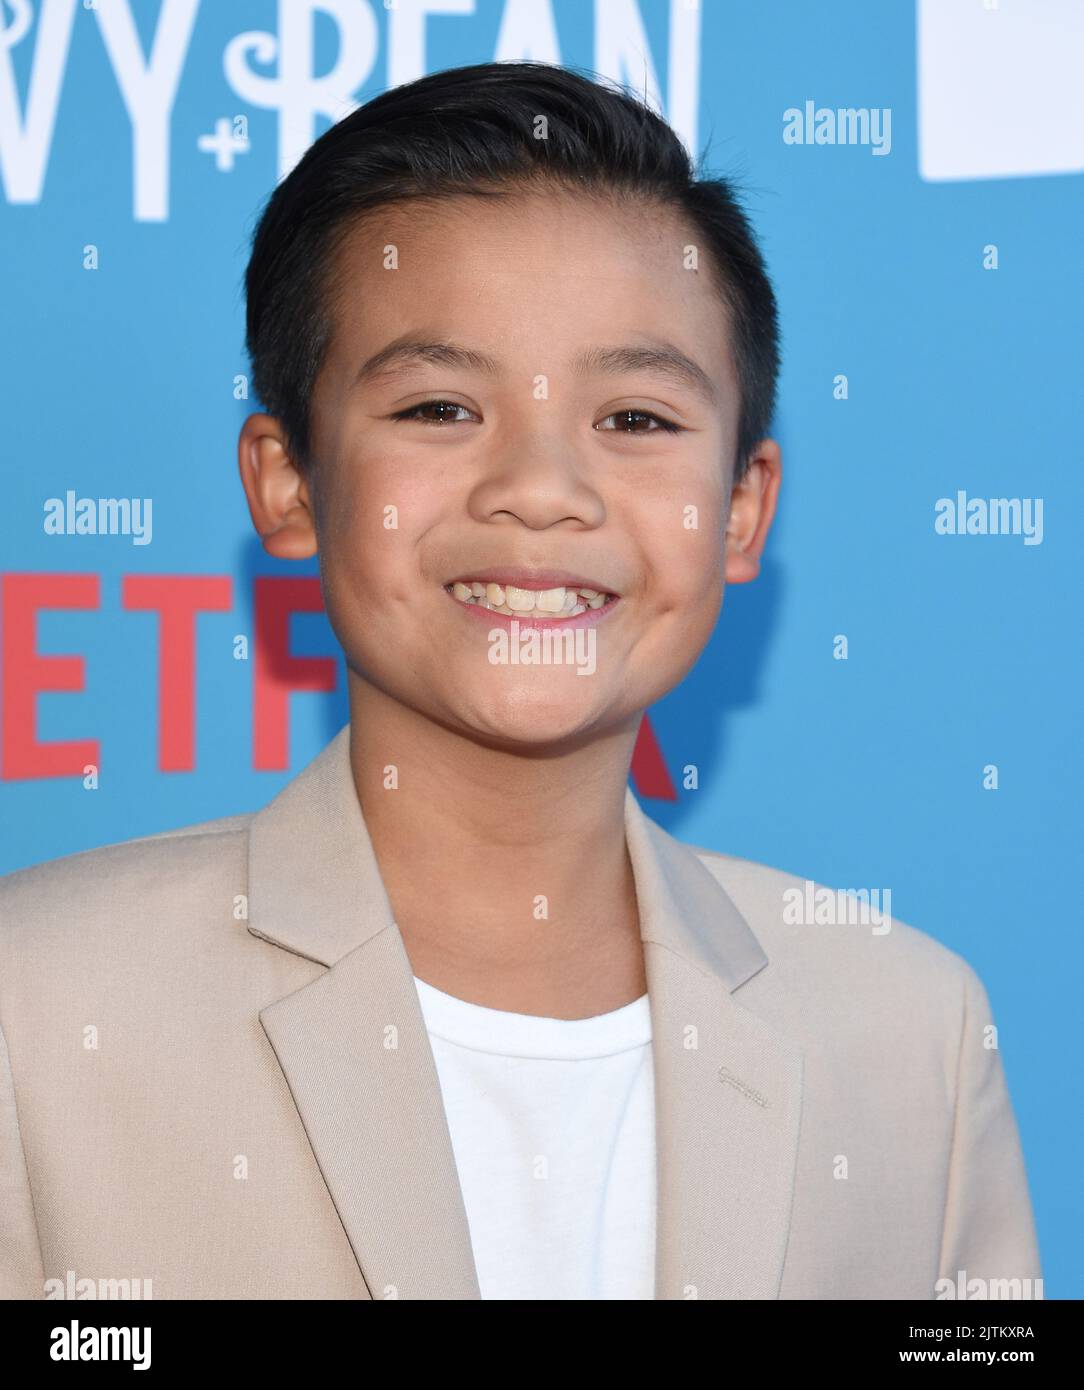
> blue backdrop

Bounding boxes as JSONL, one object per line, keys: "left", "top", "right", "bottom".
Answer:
{"left": 1, "top": 0, "right": 1079, "bottom": 1295}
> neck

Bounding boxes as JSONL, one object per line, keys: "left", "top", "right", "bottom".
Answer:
{"left": 345, "top": 676, "right": 646, "bottom": 1018}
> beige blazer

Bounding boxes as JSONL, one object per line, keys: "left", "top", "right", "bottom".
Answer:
{"left": 0, "top": 726, "right": 1040, "bottom": 1300}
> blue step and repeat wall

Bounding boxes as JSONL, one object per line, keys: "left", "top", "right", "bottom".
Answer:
{"left": 0, "top": 0, "right": 1080, "bottom": 1293}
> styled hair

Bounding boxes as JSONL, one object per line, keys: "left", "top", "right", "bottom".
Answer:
{"left": 244, "top": 60, "right": 780, "bottom": 481}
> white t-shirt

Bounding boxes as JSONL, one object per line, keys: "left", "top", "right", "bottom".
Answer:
{"left": 413, "top": 975, "right": 657, "bottom": 1300}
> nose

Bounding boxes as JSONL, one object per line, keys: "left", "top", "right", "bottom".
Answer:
{"left": 465, "top": 428, "right": 606, "bottom": 531}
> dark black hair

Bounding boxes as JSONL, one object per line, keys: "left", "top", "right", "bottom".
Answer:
{"left": 244, "top": 60, "right": 780, "bottom": 482}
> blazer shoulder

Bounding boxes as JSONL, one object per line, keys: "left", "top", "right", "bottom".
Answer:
{"left": 688, "top": 841, "right": 979, "bottom": 998}
{"left": 0, "top": 812, "right": 253, "bottom": 954}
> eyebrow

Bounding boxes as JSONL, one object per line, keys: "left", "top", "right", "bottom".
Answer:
{"left": 354, "top": 336, "right": 719, "bottom": 407}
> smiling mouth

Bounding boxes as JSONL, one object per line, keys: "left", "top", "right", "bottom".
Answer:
{"left": 444, "top": 579, "right": 619, "bottom": 621}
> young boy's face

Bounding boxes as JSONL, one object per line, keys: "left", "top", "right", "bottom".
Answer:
{"left": 249, "top": 187, "right": 777, "bottom": 749}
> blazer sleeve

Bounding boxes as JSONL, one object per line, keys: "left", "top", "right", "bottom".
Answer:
{"left": 936, "top": 961, "right": 1042, "bottom": 1294}
{"left": 0, "top": 1014, "right": 44, "bottom": 1299}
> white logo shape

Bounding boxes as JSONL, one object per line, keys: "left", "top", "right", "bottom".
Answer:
{"left": 918, "top": 0, "right": 1084, "bottom": 181}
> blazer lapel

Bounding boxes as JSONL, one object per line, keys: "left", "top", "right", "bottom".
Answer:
{"left": 246, "top": 724, "right": 803, "bottom": 1301}
{"left": 246, "top": 726, "right": 481, "bottom": 1300}
{"left": 624, "top": 794, "right": 805, "bottom": 1300}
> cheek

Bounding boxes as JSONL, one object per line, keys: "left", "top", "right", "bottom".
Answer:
{"left": 314, "top": 460, "right": 416, "bottom": 596}
{"left": 623, "top": 449, "right": 729, "bottom": 603}
{"left": 633, "top": 523, "right": 725, "bottom": 705}
{"left": 646, "top": 503, "right": 727, "bottom": 616}
{"left": 309, "top": 478, "right": 398, "bottom": 662}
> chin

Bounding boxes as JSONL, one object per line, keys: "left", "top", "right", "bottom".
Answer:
{"left": 454, "top": 694, "right": 610, "bottom": 750}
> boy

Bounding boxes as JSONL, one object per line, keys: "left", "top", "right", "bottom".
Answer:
{"left": 0, "top": 61, "right": 1039, "bottom": 1300}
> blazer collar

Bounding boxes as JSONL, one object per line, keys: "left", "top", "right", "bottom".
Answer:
{"left": 248, "top": 725, "right": 803, "bottom": 1299}
{"left": 247, "top": 724, "right": 770, "bottom": 983}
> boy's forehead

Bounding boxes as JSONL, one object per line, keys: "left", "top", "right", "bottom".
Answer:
{"left": 324, "top": 189, "right": 736, "bottom": 392}
{"left": 336, "top": 186, "right": 695, "bottom": 283}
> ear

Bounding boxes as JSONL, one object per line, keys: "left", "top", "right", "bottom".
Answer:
{"left": 724, "top": 438, "right": 782, "bottom": 584}
{"left": 237, "top": 413, "right": 317, "bottom": 560}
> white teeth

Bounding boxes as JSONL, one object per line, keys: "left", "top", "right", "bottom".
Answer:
{"left": 534, "top": 587, "right": 565, "bottom": 613}
{"left": 505, "top": 585, "right": 535, "bottom": 611}
{"left": 449, "top": 580, "right": 614, "bottom": 616}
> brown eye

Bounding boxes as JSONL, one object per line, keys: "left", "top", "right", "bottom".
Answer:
{"left": 596, "top": 409, "right": 681, "bottom": 434}
{"left": 392, "top": 400, "right": 476, "bottom": 424}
